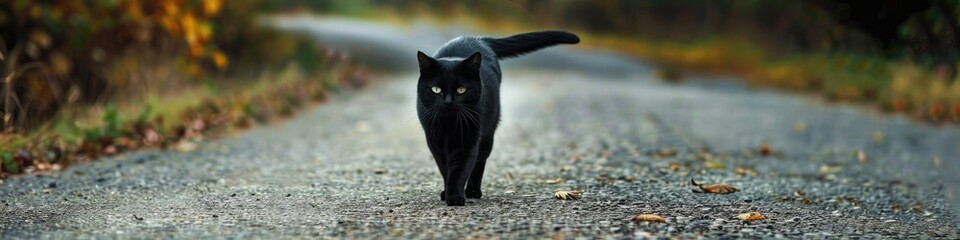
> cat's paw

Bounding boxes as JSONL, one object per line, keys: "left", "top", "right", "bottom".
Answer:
{"left": 465, "top": 188, "right": 482, "bottom": 199}
{"left": 440, "top": 190, "right": 446, "bottom": 201}
{"left": 445, "top": 195, "right": 466, "bottom": 206}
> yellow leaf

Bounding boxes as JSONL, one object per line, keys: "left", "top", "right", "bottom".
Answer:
{"left": 631, "top": 214, "right": 666, "bottom": 223}
{"left": 819, "top": 165, "right": 842, "bottom": 174}
{"left": 734, "top": 167, "right": 757, "bottom": 176}
{"left": 211, "top": 51, "right": 229, "bottom": 70}
{"left": 705, "top": 161, "right": 726, "bottom": 170}
{"left": 544, "top": 178, "right": 563, "bottom": 184}
{"left": 197, "top": 22, "right": 213, "bottom": 43}
{"left": 738, "top": 212, "right": 767, "bottom": 221}
{"left": 181, "top": 14, "right": 198, "bottom": 44}
{"left": 203, "top": 0, "right": 224, "bottom": 16}
{"left": 554, "top": 190, "right": 582, "bottom": 200}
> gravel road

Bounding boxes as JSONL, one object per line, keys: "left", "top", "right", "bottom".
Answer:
{"left": 2, "top": 16, "right": 959, "bottom": 239}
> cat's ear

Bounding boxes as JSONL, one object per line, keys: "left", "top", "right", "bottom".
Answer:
{"left": 417, "top": 51, "right": 436, "bottom": 73}
{"left": 463, "top": 52, "right": 482, "bottom": 71}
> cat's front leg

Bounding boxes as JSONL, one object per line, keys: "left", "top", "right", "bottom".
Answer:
{"left": 427, "top": 141, "right": 448, "bottom": 201}
{"left": 444, "top": 147, "right": 479, "bottom": 206}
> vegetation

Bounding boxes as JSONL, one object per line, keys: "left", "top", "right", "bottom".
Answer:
{"left": 313, "top": 0, "right": 960, "bottom": 122}
{"left": 0, "top": 0, "right": 370, "bottom": 177}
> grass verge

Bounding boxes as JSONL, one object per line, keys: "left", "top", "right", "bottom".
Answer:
{"left": 0, "top": 55, "right": 371, "bottom": 180}
{"left": 356, "top": 7, "right": 960, "bottom": 124}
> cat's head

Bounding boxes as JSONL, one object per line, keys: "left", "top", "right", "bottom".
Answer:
{"left": 416, "top": 51, "right": 483, "bottom": 112}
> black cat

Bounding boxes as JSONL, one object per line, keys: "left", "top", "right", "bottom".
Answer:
{"left": 416, "top": 31, "right": 579, "bottom": 206}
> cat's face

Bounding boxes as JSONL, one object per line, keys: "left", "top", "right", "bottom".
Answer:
{"left": 416, "top": 51, "right": 483, "bottom": 112}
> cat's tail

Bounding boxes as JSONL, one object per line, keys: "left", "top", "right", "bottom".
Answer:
{"left": 482, "top": 31, "right": 580, "bottom": 59}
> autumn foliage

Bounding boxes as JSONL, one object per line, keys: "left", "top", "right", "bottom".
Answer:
{"left": 0, "top": 0, "right": 231, "bottom": 132}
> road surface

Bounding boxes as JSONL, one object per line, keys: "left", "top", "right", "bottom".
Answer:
{"left": 2, "top": 16, "right": 959, "bottom": 239}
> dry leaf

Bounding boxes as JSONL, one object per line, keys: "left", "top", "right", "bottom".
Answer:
{"left": 759, "top": 144, "right": 771, "bottom": 156}
{"left": 691, "top": 179, "right": 738, "bottom": 194}
{"left": 735, "top": 167, "right": 757, "bottom": 176}
{"left": 545, "top": 178, "right": 563, "bottom": 184}
{"left": 554, "top": 190, "right": 582, "bottom": 200}
{"left": 595, "top": 174, "right": 615, "bottom": 185}
{"left": 872, "top": 131, "right": 885, "bottom": 142}
{"left": 669, "top": 162, "right": 682, "bottom": 171}
{"left": 696, "top": 152, "right": 714, "bottom": 161}
{"left": 658, "top": 147, "right": 677, "bottom": 157}
{"left": 372, "top": 168, "right": 387, "bottom": 174}
{"left": 793, "top": 120, "right": 807, "bottom": 132}
{"left": 560, "top": 166, "right": 574, "bottom": 172}
{"left": 705, "top": 161, "right": 727, "bottom": 170}
{"left": 738, "top": 212, "right": 767, "bottom": 221}
{"left": 819, "top": 165, "right": 843, "bottom": 174}
{"left": 174, "top": 141, "right": 198, "bottom": 152}
{"left": 911, "top": 203, "right": 924, "bottom": 212}
{"left": 631, "top": 214, "right": 666, "bottom": 223}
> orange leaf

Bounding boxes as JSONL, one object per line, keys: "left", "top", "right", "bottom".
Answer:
{"left": 211, "top": 51, "right": 229, "bottom": 70}
{"left": 631, "top": 214, "right": 666, "bottom": 223}
{"left": 738, "top": 212, "right": 767, "bottom": 221}
{"left": 691, "top": 179, "right": 738, "bottom": 194}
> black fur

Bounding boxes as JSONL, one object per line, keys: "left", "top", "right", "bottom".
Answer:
{"left": 416, "top": 31, "right": 579, "bottom": 206}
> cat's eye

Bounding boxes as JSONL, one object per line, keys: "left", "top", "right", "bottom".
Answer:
{"left": 431, "top": 86, "right": 441, "bottom": 94}
{"left": 456, "top": 87, "right": 466, "bottom": 94}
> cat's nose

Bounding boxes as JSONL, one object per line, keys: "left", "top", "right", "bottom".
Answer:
{"left": 444, "top": 95, "right": 453, "bottom": 105}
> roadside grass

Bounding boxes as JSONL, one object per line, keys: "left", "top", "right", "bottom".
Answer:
{"left": 352, "top": 7, "right": 960, "bottom": 124}
{"left": 0, "top": 58, "right": 370, "bottom": 178}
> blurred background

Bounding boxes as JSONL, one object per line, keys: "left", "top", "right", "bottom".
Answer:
{"left": 1, "top": 0, "right": 959, "bottom": 210}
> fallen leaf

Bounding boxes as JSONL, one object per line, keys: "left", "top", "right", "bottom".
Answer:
{"left": 690, "top": 178, "right": 740, "bottom": 194}
{"left": 545, "top": 178, "right": 563, "bottom": 184}
{"left": 657, "top": 147, "right": 677, "bottom": 157}
{"left": 696, "top": 152, "right": 714, "bottom": 161}
{"left": 705, "top": 161, "right": 726, "bottom": 170}
{"left": 554, "top": 190, "right": 582, "bottom": 200}
{"left": 819, "top": 165, "right": 843, "bottom": 174}
{"left": 560, "top": 166, "right": 573, "bottom": 172}
{"left": 34, "top": 162, "right": 51, "bottom": 171}
{"left": 174, "top": 141, "right": 198, "bottom": 152}
{"left": 793, "top": 191, "right": 806, "bottom": 197}
{"left": 631, "top": 214, "right": 666, "bottom": 223}
{"left": 738, "top": 212, "right": 767, "bottom": 221}
{"left": 872, "top": 131, "right": 885, "bottom": 142}
{"left": 691, "top": 179, "right": 738, "bottom": 194}
{"left": 759, "top": 144, "right": 771, "bottom": 156}
{"left": 735, "top": 167, "right": 757, "bottom": 176}
{"left": 911, "top": 203, "right": 924, "bottom": 212}
{"left": 372, "top": 168, "right": 387, "bottom": 174}
{"left": 595, "top": 174, "right": 615, "bottom": 185}
{"left": 793, "top": 120, "right": 807, "bottom": 132}
{"left": 669, "top": 162, "right": 682, "bottom": 171}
